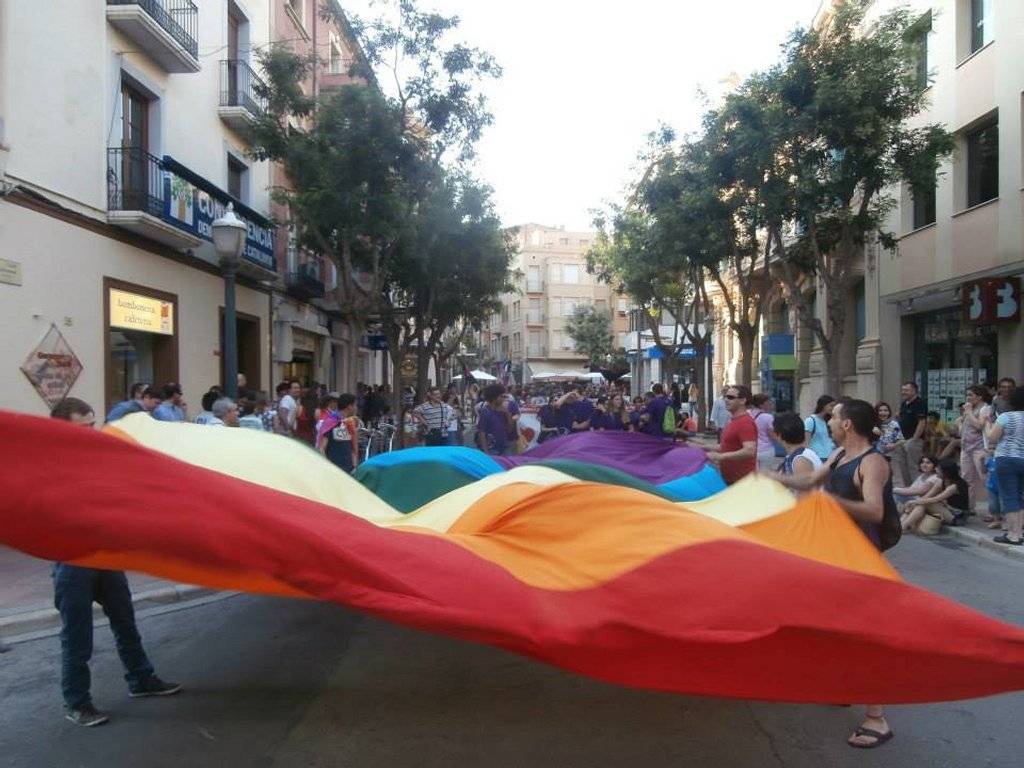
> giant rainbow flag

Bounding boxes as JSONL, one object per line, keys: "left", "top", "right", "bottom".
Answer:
{"left": 2, "top": 411, "right": 1024, "bottom": 704}
{"left": 355, "top": 431, "right": 725, "bottom": 511}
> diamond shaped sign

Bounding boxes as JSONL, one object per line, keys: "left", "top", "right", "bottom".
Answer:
{"left": 20, "top": 324, "right": 84, "bottom": 408}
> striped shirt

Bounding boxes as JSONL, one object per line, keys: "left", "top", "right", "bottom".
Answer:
{"left": 994, "top": 411, "right": 1024, "bottom": 459}
{"left": 413, "top": 402, "right": 452, "bottom": 431}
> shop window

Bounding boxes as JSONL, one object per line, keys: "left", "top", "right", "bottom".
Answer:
{"left": 105, "top": 280, "right": 178, "bottom": 415}
{"left": 965, "top": 117, "right": 998, "bottom": 208}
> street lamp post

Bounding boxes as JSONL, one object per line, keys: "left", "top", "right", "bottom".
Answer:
{"left": 212, "top": 203, "right": 247, "bottom": 400}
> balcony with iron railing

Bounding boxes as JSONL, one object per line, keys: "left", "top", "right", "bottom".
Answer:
{"left": 287, "top": 261, "right": 326, "bottom": 300}
{"left": 106, "top": 147, "right": 276, "bottom": 273}
{"left": 219, "top": 60, "right": 267, "bottom": 132}
{"left": 106, "top": 0, "right": 200, "bottom": 73}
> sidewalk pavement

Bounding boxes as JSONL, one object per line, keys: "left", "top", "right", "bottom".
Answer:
{"left": 0, "top": 546, "right": 214, "bottom": 643}
{"left": 934, "top": 511, "right": 1024, "bottom": 561}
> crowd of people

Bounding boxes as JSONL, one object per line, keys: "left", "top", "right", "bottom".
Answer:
{"left": 97, "top": 374, "right": 1024, "bottom": 549}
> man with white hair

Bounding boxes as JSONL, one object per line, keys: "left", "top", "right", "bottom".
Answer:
{"left": 208, "top": 398, "right": 239, "bottom": 427}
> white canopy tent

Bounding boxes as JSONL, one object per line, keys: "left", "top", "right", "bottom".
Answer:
{"left": 575, "top": 371, "right": 606, "bottom": 383}
{"left": 531, "top": 371, "right": 577, "bottom": 382}
{"left": 452, "top": 369, "right": 497, "bottom": 381}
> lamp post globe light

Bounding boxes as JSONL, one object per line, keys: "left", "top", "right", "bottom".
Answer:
{"left": 212, "top": 203, "right": 247, "bottom": 400}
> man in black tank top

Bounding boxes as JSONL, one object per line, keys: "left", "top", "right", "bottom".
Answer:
{"left": 773, "top": 398, "right": 895, "bottom": 749}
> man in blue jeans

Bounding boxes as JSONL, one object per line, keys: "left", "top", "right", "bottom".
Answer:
{"left": 51, "top": 397, "right": 181, "bottom": 727}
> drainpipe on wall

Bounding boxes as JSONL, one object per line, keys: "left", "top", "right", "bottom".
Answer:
{"left": 311, "top": 0, "right": 318, "bottom": 97}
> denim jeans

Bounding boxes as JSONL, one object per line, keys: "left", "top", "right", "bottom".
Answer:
{"left": 994, "top": 456, "right": 1024, "bottom": 514}
{"left": 53, "top": 564, "right": 154, "bottom": 709}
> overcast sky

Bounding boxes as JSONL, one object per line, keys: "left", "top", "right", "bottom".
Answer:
{"left": 345, "top": 0, "right": 823, "bottom": 231}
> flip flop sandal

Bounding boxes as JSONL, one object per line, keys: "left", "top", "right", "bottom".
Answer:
{"left": 848, "top": 726, "right": 894, "bottom": 749}
{"left": 993, "top": 535, "right": 1024, "bottom": 546}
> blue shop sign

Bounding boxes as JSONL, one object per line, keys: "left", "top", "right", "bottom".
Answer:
{"left": 645, "top": 344, "right": 714, "bottom": 360}
{"left": 361, "top": 333, "right": 388, "bottom": 351}
{"left": 159, "top": 157, "right": 276, "bottom": 271}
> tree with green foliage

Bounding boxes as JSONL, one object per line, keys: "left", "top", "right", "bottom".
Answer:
{"left": 753, "top": 0, "right": 953, "bottom": 395}
{"left": 250, "top": 0, "right": 511, "bottom": 417}
{"left": 565, "top": 304, "right": 614, "bottom": 369}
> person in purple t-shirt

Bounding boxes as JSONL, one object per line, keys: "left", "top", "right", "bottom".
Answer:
{"left": 569, "top": 387, "right": 594, "bottom": 432}
{"left": 476, "top": 384, "right": 513, "bottom": 455}
{"left": 640, "top": 383, "right": 674, "bottom": 438}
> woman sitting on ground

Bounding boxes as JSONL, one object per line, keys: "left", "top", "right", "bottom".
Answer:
{"left": 901, "top": 458, "right": 970, "bottom": 533}
{"left": 892, "top": 455, "right": 942, "bottom": 511}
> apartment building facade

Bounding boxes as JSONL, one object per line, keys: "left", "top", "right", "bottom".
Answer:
{"left": 484, "top": 223, "right": 630, "bottom": 382}
{"left": 874, "top": 0, "right": 1023, "bottom": 423}
{"left": 268, "top": 0, "right": 388, "bottom": 393}
{"left": 714, "top": 0, "right": 1023, "bottom": 416}
{"left": 0, "top": 0, "right": 277, "bottom": 416}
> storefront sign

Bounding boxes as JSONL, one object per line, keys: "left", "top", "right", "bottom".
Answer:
{"left": 963, "top": 277, "right": 1020, "bottom": 324}
{"left": 20, "top": 324, "right": 84, "bottom": 407}
{"left": 109, "top": 289, "right": 174, "bottom": 335}
{"left": 0, "top": 257, "right": 22, "bottom": 286}
{"left": 162, "top": 170, "right": 276, "bottom": 271}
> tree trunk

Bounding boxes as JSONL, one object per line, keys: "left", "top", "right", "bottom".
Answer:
{"left": 415, "top": 340, "right": 432, "bottom": 404}
{"left": 736, "top": 326, "right": 757, "bottom": 389}
{"left": 692, "top": 352, "right": 708, "bottom": 431}
{"left": 390, "top": 350, "right": 405, "bottom": 446}
{"left": 345, "top": 337, "right": 361, "bottom": 393}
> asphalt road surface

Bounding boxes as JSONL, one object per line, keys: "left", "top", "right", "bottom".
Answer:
{"left": 2, "top": 535, "right": 1022, "bottom": 768}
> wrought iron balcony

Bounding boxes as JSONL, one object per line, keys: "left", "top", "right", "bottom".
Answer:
{"left": 219, "top": 60, "right": 267, "bottom": 132}
{"left": 287, "top": 262, "right": 326, "bottom": 300}
{"left": 106, "top": 1, "right": 199, "bottom": 73}
{"left": 107, "top": 147, "right": 202, "bottom": 249}
{"left": 106, "top": 148, "right": 276, "bottom": 272}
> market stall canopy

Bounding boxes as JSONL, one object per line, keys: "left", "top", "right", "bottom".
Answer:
{"left": 453, "top": 369, "right": 497, "bottom": 381}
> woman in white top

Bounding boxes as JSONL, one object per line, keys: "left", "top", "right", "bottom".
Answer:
{"left": 750, "top": 394, "right": 779, "bottom": 471}
{"left": 984, "top": 385, "right": 1024, "bottom": 546}
{"left": 959, "top": 384, "right": 994, "bottom": 515}
{"left": 892, "top": 455, "right": 942, "bottom": 514}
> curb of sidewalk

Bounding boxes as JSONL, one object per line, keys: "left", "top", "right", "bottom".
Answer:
{"left": 0, "top": 584, "right": 218, "bottom": 641}
{"left": 936, "top": 524, "right": 1024, "bottom": 561}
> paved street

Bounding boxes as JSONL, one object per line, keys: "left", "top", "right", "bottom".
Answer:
{"left": 1, "top": 535, "right": 1022, "bottom": 768}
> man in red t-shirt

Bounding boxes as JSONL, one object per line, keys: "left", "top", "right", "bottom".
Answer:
{"left": 704, "top": 385, "right": 758, "bottom": 484}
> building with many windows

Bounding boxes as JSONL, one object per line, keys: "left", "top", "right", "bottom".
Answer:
{"left": 0, "top": 2, "right": 386, "bottom": 418}
{"left": 713, "top": 0, "right": 1023, "bottom": 416}
{"left": 483, "top": 223, "right": 630, "bottom": 382}
{"left": 872, "top": 0, "right": 1023, "bottom": 419}
{"left": 0, "top": 0, "right": 278, "bottom": 416}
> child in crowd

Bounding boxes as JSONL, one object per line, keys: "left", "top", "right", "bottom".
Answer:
{"left": 318, "top": 393, "right": 360, "bottom": 473}
{"left": 768, "top": 412, "right": 822, "bottom": 484}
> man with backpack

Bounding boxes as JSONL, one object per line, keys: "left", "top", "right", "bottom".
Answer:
{"left": 640, "top": 383, "right": 676, "bottom": 439}
{"left": 703, "top": 385, "right": 757, "bottom": 484}
{"left": 771, "top": 397, "right": 900, "bottom": 750}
